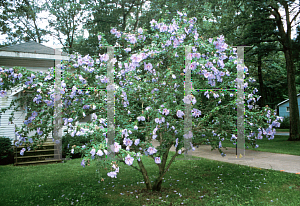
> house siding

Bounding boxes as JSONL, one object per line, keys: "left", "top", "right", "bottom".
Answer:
{"left": 0, "top": 88, "right": 56, "bottom": 145}
{"left": 0, "top": 41, "right": 69, "bottom": 146}
{"left": 278, "top": 95, "right": 300, "bottom": 118}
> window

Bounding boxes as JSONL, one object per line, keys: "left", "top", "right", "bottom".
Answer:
{"left": 287, "top": 107, "right": 289, "bottom": 112}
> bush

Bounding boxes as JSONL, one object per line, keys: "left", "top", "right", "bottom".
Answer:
{"left": 62, "top": 133, "right": 93, "bottom": 159}
{"left": 0, "top": 136, "right": 14, "bottom": 165}
{"left": 280, "top": 116, "right": 290, "bottom": 129}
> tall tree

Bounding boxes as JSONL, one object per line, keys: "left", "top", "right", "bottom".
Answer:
{"left": 43, "top": 0, "right": 87, "bottom": 54}
{"left": 0, "top": 0, "right": 50, "bottom": 44}
{"left": 208, "top": 0, "right": 300, "bottom": 140}
{"left": 261, "top": 0, "right": 300, "bottom": 141}
{"left": 72, "top": 0, "right": 146, "bottom": 57}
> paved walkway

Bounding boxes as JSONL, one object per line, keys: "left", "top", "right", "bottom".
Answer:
{"left": 274, "top": 132, "right": 290, "bottom": 136}
{"left": 150, "top": 132, "right": 300, "bottom": 175}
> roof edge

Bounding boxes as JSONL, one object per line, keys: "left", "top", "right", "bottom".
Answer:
{"left": 277, "top": 93, "right": 300, "bottom": 106}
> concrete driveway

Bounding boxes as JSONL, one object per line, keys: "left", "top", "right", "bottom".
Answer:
{"left": 150, "top": 135, "right": 300, "bottom": 175}
{"left": 274, "top": 132, "right": 290, "bottom": 136}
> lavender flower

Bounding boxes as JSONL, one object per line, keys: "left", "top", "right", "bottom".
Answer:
{"left": 124, "top": 154, "right": 134, "bottom": 165}
{"left": 155, "top": 157, "right": 161, "bottom": 164}
{"left": 147, "top": 147, "right": 157, "bottom": 155}
{"left": 96, "top": 150, "right": 104, "bottom": 156}
{"left": 81, "top": 159, "right": 85, "bottom": 167}
{"left": 90, "top": 148, "right": 96, "bottom": 157}
{"left": 20, "top": 148, "right": 26, "bottom": 156}
{"left": 176, "top": 110, "right": 184, "bottom": 119}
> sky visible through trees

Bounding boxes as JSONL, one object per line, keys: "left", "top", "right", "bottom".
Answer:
{"left": 0, "top": 0, "right": 298, "bottom": 49}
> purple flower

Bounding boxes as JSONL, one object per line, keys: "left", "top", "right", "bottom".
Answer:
{"left": 44, "top": 75, "right": 52, "bottom": 81}
{"left": 147, "top": 147, "right": 157, "bottom": 155}
{"left": 131, "top": 54, "right": 143, "bottom": 63}
{"left": 177, "top": 11, "right": 183, "bottom": 17}
{"left": 107, "top": 171, "right": 117, "bottom": 178}
{"left": 176, "top": 110, "right": 184, "bottom": 119}
{"left": 127, "top": 35, "right": 137, "bottom": 44}
{"left": 137, "top": 116, "right": 145, "bottom": 121}
{"left": 0, "top": 90, "right": 7, "bottom": 97}
{"left": 33, "top": 95, "right": 42, "bottom": 104}
{"left": 32, "top": 111, "right": 38, "bottom": 117}
{"left": 44, "top": 100, "right": 53, "bottom": 107}
{"left": 134, "top": 125, "right": 138, "bottom": 130}
{"left": 81, "top": 159, "right": 85, "bottom": 167}
{"left": 144, "top": 62, "right": 153, "bottom": 71}
{"left": 183, "top": 131, "right": 193, "bottom": 139}
{"left": 160, "top": 24, "right": 169, "bottom": 32}
{"left": 134, "top": 139, "right": 140, "bottom": 146}
{"left": 192, "top": 108, "right": 201, "bottom": 117}
{"left": 110, "top": 28, "right": 117, "bottom": 34}
{"left": 124, "top": 48, "right": 131, "bottom": 53}
{"left": 97, "top": 150, "right": 104, "bottom": 156}
{"left": 162, "top": 108, "right": 170, "bottom": 116}
{"left": 25, "top": 80, "right": 32, "bottom": 85}
{"left": 24, "top": 119, "right": 32, "bottom": 125}
{"left": 100, "top": 54, "right": 109, "bottom": 62}
{"left": 20, "top": 148, "right": 26, "bottom": 156}
{"left": 190, "top": 62, "right": 198, "bottom": 70}
{"left": 83, "top": 105, "right": 90, "bottom": 109}
{"left": 90, "top": 148, "right": 96, "bottom": 157}
{"left": 37, "top": 127, "right": 43, "bottom": 135}
{"left": 123, "top": 137, "right": 133, "bottom": 147}
{"left": 138, "top": 28, "right": 143, "bottom": 34}
{"left": 150, "top": 19, "right": 157, "bottom": 26}
{"left": 125, "top": 154, "right": 134, "bottom": 165}
{"left": 115, "top": 31, "right": 121, "bottom": 38}
{"left": 155, "top": 157, "right": 161, "bottom": 164}
{"left": 113, "top": 142, "right": 121, "bottom": 153}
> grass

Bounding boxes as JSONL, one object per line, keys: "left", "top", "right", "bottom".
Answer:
{"left": 276, "top": 129, "right": 290, "bottom": 132}
{"left": 1, "top": 150, "right": 300, "bottom": 206}
{"left": 221, "top": 133, "right": 300, "bottom": 156}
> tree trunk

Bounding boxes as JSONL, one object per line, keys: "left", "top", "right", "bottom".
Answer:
{"left": 257, "top": 52, "right": 266, "bottom": 108}
{"left": 151, "top": 178, "right": 163, "bottom": 191}
{"left": 136, "top": 158, "right": 152, "bottom": 190}
{"left": 284, "top": 48, "right": 300, "bottom": 141}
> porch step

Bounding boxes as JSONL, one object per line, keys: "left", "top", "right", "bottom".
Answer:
{"left": 14, "top": 159, "right": 63, "bottom": 166}
{"left": 13, "top": 139, "right": 63, "bottom": 166}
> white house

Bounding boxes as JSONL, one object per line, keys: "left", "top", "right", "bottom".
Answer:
{"left": 0, "top": 41, "right": 76, "bottom": 145}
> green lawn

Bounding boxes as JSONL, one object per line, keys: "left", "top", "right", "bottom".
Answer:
{"left": 276, "top": 129, "right": 290, "bottom": 132}
{"left": 1, "top": 151, "right": 300, "bottom": 206}
{"left": 221, "top": 134, "right": 300, "bottom": 156}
